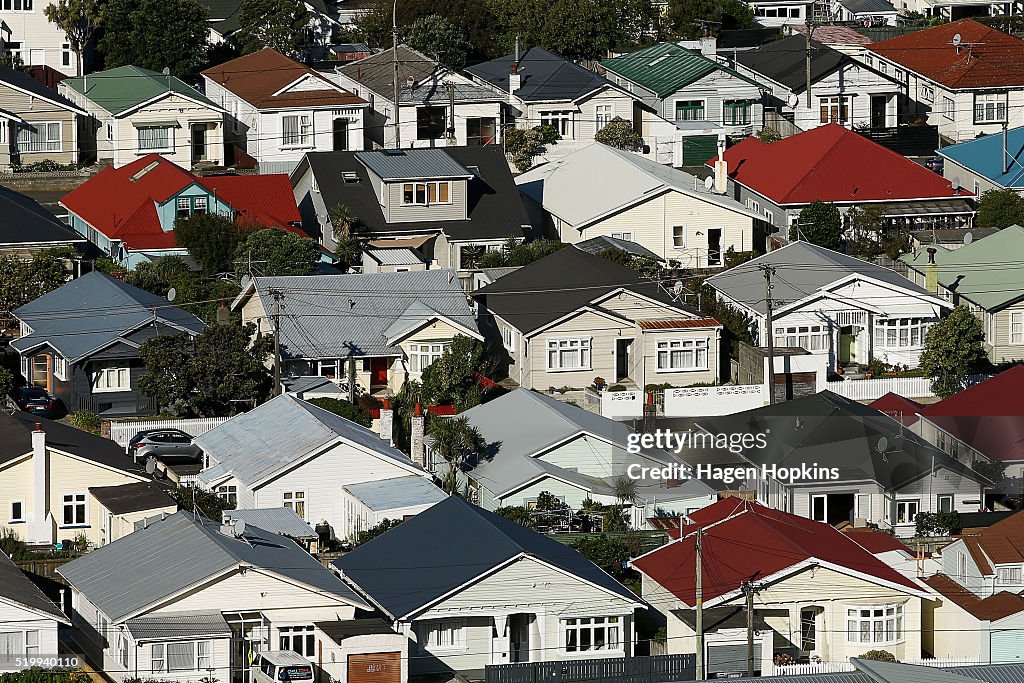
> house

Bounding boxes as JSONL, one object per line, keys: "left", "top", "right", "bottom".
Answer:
{"left": 472, "top": 248, "right": 724, "bottom": 390}
{"left": 937, "top": 125, "right": 1024, "bottom": 197}
{"left": 0, "top": 412, "right": 176, "bottom": 547}
{"left": 58, "top": 510, "right": 406, "bottom": 683}
{"left": 59, "top": 66, "right": 226, "bottom": 169}
{"left": 466, "top": 47, "right": 640, "bottom": 159}
{"left": 901, "top": 224, "right": 1024, "bottom": 364}
{"left": 221, "top": 508, "right": 318, "bottom": 550}
{"left": 631, "top": 498, "right": 933, "bottom": 673}
{"left": 785, "top": 24, "right": 874, "bottom": 57}
{"left": 202, "top": 48, "right": 368, "bottom": 174}
{"left": 515, "top": 143, "right": 768, "bottom": 266}
{"left": 0, "top": 1, "right": 78, "bottom": 75}
{"left": 331, "top": 45, "right": 505, "bottom": 150}
{"left": 333, "top": 496, "right": 643, "bottom": 676}
{"left": 0, "top": 184, "right": 85, "bottom": 257}
{"left": 0, "top": 548, "right": 69, "bottom": 672}
{"left": 340, "top": 476, "right": 448, "bottom": 539}
{"left": 232, "top": 271, "right": 481, "bottom": 395}
{"left": 731, "top": 35, "right": 903, "bottom": 132}
{"left": 714, "top": 124, "right": 974, "bottom": 231}
{"left": 864, "top": 20, "right": 1024, "bottom": 143}
{"left": 60, "top": 153, "right": 303, "bottom": 269}
{"left": 707, "top": 241, "right": 949, "bottom": 371}
{"left": 601, "top": 42, "right": 765, "bottom": 138}
{"left": 910, "top": 227, "right": 999, "bottom": 252}
{"left": 10, "top": 271, "right": 205, "bottom": 416}
{"left": 200, "top": 0, "right": 337, "bottom": 54}
{"left": 438, "top": 388, "right": 717, "bottom": 525}
{"left": 195, "top": 393, "right": 434, "bottom": 539}
{"left": 0, "top": 65, "right": 87, "bottom": 170}
{"left": 291, "top": 146, "right": 531, "bottom": 268}
{"left": 830, "top": 0, "right": 898, "bottom": 24}
{"left": 691, "top": 391, "right": 991, "bottom": 537}
{"left": 750, "top": 0, "right": 816, "bottom": 26}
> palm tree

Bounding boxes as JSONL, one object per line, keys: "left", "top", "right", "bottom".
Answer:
{"left": 429, "top": 416, "right": 485, "bottom": 494}
{"left": 329, "top": 203, "right": 359, "bottom": 241}
{"left": 333, "top": 234, "right": 363, "bottom": 272}
{"left": 613, "top": 475, "right": 638, "bottom": 506}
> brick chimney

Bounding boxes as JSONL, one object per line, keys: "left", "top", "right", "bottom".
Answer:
{"left": 509, "top": 62, "right": 522, "bottom": 104}
{"left": 379, "top": 398, "right": 394, "bottom": 446}
{"left": 410, "top": 403, "right": 425, "bottom": 468}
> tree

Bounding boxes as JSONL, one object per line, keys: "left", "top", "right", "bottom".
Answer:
{"left": 595, "top": 117, "right": 643, "bottom": 151}
{"left": 478, "top": 238, "right": 568, "bottom": 268}
{"left": 793, "top": 201, "right": 843, "bottom": 250}
{"left": 0, "top": 366, "right": 14, "bottom": 401}
{"left": 237, "top": 0, "right": 310, "bottom": 55}
{"left": 329, "top": 203, "right": 361, "bottom": 240}
{"left": 356, "top": 517, "right": 404, "bottom": 544}
{"left": 420, "top": 335, "right": 497, "bottom": 410}
{"left": 919, "top": 305, "right": 988, "bottom": 399}
{"left": 0, "top": 250, "right": 70, "bottom": 324}
{"left": 0, "top": 50, "right": 29, "bottom": 71}
{"left": 306, "top": 397, "right": 373, "bottom": 427}
{"left": 170, "top": 484, "right": 235, "bottom": 518}
{"left": 504, "top": 126, "right": 555, "bottom": 171}
{"left": 174, "top": 213, "right": 248, "bottom": 275}
{"left": 406, "top": 14, "right": 469, "bottom": 68}
{"left": 570, "top": 534, "right": 639, "bottom": 583}
{"left": 666, "top": 0, "right": 753, "bottom": 38}
{"left": 234, "top": 228, "right": 321, "bottom": 277}
{"left": 429, "top": 415, "right": 485, "bottom": 493}
{"left": 139, "top": 323, "right": 273, "bottom": 416}
{"left": 126, "top": 256, "right": 193, "bottom": 297}
{"left": 98, "top": 0, "right": 208, "bottom": 75}
{"left": 976, "top": 188, "right": 1024, "bottom": 229}
{"left": 44, "top": 0, "right": 102, "bottom": 76}
{"left": 493, "top": 505, "right": 535, "bottom": 528}
{"left": 596, "top": 248, "right": 667, "bottom": 279}
{"left": 332, "top": 235, "right": 363, "bottom": 271}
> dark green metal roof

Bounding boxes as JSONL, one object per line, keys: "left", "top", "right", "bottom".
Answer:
{"left": 601, "top": 42, "right": 763, "bottom": 99}
{"left": 63, "top": 65, "right": 219, "bottom": 116}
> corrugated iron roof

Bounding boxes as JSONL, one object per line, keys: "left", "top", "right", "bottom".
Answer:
{"left": 365, "top": 247, "right": 424, "bottom": 265}
{"left": 356, "top": 148, "right": 472, "bottom": 181}
{"left": 343, "top": 476, "right": 447, "bottom": 512}
{"left": 637, "top": 317, "right": 721, "bottom": 329}
{"left": 222, "top": 508, "right": 318, "bottom": 539}
{"left": 125, "top": 611, "right": 232, "bottom": 641}
{"left": 602, "top": 42, "right": 762, "bottom": 99}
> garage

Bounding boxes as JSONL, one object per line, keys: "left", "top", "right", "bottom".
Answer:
{"left": 348, "top": 652, "right": 402, "bottom": 683}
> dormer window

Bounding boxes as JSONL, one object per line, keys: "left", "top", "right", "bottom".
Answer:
{"left": 176, "top": 195, "right": 211, "bottom": 221}
{"left": 193, "top": 196, "right": 208, "bottom": 215}
{"left": 177, "top": 197, "right": 191, "bottom": 220}
{"left": 402, "top": 181, "right": 450, "bottom": 206}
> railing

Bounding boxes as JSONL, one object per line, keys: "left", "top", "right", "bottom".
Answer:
{"left": 77, "top": 394, "right": 159, "bottom": 418}
{"left": 109, "top": 416, "right": 231, "bottom": 449}
{"left": 825, "top": 374, "right": 991, "bottom": 401}
{"left": 485, "top": 654, "right": 695, "bottom": 683}
{"left": 772, "top": 658, "right": 980, "bottom": 676}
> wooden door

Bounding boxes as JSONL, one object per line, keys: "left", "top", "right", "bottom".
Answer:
{"left": 347, "top": 653, "right": 401, "bottom": 683}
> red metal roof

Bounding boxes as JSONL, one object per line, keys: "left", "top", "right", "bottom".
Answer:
{"left": 868, "top": 19, "right": 1024, "bottom": 90}
{"left": 637, "top": 317, "right": 721, "bottom": 330}
{"left": 924, "top": 574, "right": 1024, "bottom": 621}
{"left": 868, "top": 392, "right": 924, "bottom": 426}
{"left": 633, "top": 498, "right": 922, "bottom": 606}
{"left": 713, "top": 124, "right": 972, "bottom": 206}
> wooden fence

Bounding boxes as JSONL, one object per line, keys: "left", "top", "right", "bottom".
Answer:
{"left": 825, "top": 374, "right": 991, "bottom": 401}
{"left": 485, "top": 654, "right": 695, "bottom": 683}
{"left": 108, "top": 416, "right": 231, "bottom": 448}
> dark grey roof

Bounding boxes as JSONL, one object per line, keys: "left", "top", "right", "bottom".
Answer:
{"left": 222, "top": 508, "right": 318, "bottom": 539}
{"left": 399, "top": 78, "right": 502, "bottom": 104}
{"left": 474, "top": 247, "right": 699, "bottom": 334}
{"left": 734, "top": 35, "right": 850, "bottom": 94}
{"left": 295, "top": 145, "right": 529, "bottom": 241}
{"left": 838, "top": 0, "right": 897, "bottom": 13}
{"left": 338, "top": 45, "right": 440, "bottom": 98}
{"left": 0, "top": 411, "right": 147, "bottom": 474}
{"left": 0, "top": 64, "right": 85, "bottom": 114}
{"left": 59, "top": 511, "right": 370, "bottom": 622}
{"left": 333, "top": 496, "right": 638, "bottom": 619}
{"left": 343, "top": 476, "right": 447, "bottom": 512}
{"left": 88, "top": 482, "right": 175, "bottom": 515}
{"left": 910, "top": 227, "right": 1000, "bottom": 244}
{"left": 0, "top": 185, "right": 84, "bottom": 248}
{"left": 11, "top": 272, "right": 205, "bottom": 363}
{"left": 316, "top": 618, "right": 396, "bottom": 641}
{"left": 466, "top": 47, "right": 623, "bottom": 102}
{"left": 0, "top": 550, "right": 68, "bottom": 622}
{"left": 124, "top": 611, "right": 232, "bottom": 641}
{"left": 575, "top": 235, "right": 662, "bottom": 261}
{"left": 356, "top": 148, "right": 472, "bottom": 181}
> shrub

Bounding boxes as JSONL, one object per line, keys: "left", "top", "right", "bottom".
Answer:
{"left": 69, "top": 410, "right": 101, "bottom": 435}
{"left": 306, "top": 397, "right": 372, "bottom": 427}
{"left": 356, "top": 517, "right": 403, "bottom": 544}
{"left": 493, "top": 506, "right": 534, "bottom": 528}
{"left": 861, "top": 650, "right": 897, "bottom": 662}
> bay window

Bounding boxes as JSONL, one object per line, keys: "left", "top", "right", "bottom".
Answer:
{"left": 975, "top": 92, "right": 1007, "bottom": 123}
{"left": 656, "top": 339, "right": 709, "bottom": 371}
{"left": 282, "top": 114, "right": 312, "bottom": 147}
{"left": 774, "top": 324, "right": 828, "bottom": 351}
{"left": 874, "top": 318, "right": 930, "bottom": 349}
{"left": 563, "top": 616, "right": 621, "bottom": 653}
{"left": 409, "top": 343, "right": 447, "bottom": 372}
{"left": 138, "top": 125, "right": 173, "bottom": 152}
{"left": 546, "top": 338, "right": 591, "bottom": 372}
{"left": 846, "top": 604, "right": 903, "bottom": 645}
{"left": 16, "top": 121, "right": 61, "bottom": 152}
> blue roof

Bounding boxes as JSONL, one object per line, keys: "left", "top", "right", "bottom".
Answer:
{"left": 343, "top": 476, "right": 447, "bottom": 512}
{"left": 938, "top": 125, "right": 1024, "bottom": 188}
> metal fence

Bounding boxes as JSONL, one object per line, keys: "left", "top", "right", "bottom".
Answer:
{"left": 485, "top": 654, "right": 695, "bottom": 683}
{"left": 109, "top": 416, "right": 230, "bottom": 448}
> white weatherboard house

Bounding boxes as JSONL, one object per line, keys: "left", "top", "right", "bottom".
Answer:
{"left": 0, "top": 1, "right": 77, "bottom": 74}
{"left": 195, "top": 393, "right": 434, "bottom": 540}
{"left": 0, "top": 549, "right": 69, "bottom": 672}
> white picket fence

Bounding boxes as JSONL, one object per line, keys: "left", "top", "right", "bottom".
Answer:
{"left": 109, "top": 417, "right": 231, "bottom": 449}
{"left": 825, "top": 374, "right": 992, "bottom": 401}
{"left": 772, "top": 658, "right": 980, "bottom": 676}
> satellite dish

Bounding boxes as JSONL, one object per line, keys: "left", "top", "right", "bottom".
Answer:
{"left": 877, "top": 436, "right": 889, "bottom": 454}
{"left": 952, "top": 33, "right": 962, "bottom": 47}
{"left": 703, "top": 175, "right": 714, "bottom": 191}
{"left": 162, "top": 66, "right": 171, "bottom": 76}
{"left": 963, "top": 231, "right": 974, "bottom": 245}
{"left": 950, "top": 175, "right": 961, "bottom": 192}
{"left": 672, "top": 280, "right": 685, "bottom": 297}
{"left": 166, "top": 287, "right": 177, "bottom": 302}
{"left": 787, "top": 93, "right": 800, "bottom": 108}
{"left": 145, "top": 456, "right": 157, "bottom": 475}
{"left": 234, "top": 519, "right": 247, "bottom": 537}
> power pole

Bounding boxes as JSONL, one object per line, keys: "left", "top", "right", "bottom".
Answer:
{"left": 805, "top": 21, "right": 815, "bottom": 110}
{"left": 743, "top": 581, "right": 756, "bottom": 677}
{"left": 695, "top": 526, "right": 705, "bottom": 681}
{"left": 392, "top": 0, "right": 401, "bottom": 148}
{"left": 347, "top": 356, "right": 356, "bottom": 404}
{"left": 271, "top": 289, "right": 283, "bottom": 396}
{"left": 760, "top": 264, "right": 776, "bottom": 404}
{"left": 447, "top": 81, "right": 456, "bottom": 141}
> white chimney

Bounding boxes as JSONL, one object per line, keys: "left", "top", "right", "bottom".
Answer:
{"left": 379, "top": 398, "right": 394, "bottom": 446}
{"left": 410, "top": 403, "right": 426, "bottom": 467}
{"left": 27, "top": 423, "right": 51, "bottom": 545}
{"left": 714, "top": 133, "right": 728, "bottom": 194}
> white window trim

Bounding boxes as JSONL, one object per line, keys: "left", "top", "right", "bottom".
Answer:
{"left": 283, "top": 490, "right": 306, "bottom": 519}
{"left": 279, "top": 625, "right": 316, "bottom": 657}
{"left": 408, "top": 342, "right": 448, "bottom": 374}
{"left": 655, "top": 338, "right": 709, "bottom": 372}
{"left": 52, "top": 355, "right": 68, "bottom": 382}
{"left": 974, "top": 92, "right": 1007, "bottom": 124}
{"left": 150, "top": 640, "right": 212, "bottom": 673}
{"left": 422, "top": 619, "right": 467, "bottom": 652}
{"left": 137, "top": 125, "right": 175, "bottom": 153}
{"left": 810, "top": 494, "right": 827, "bottom": 522}
{"left": 942, "top": 96, "right": 955, "bottom": 122}
{"left": 1011, "top": 311, "right": 1024, "bottom": 345}
{"left": 10, "top": 500, "right": 25, "bottom": 523}
{"left": 401, "top": 181, "right": 452, "bottom": 206}
{"left": 16, "top": 120, "right": 62, "bottom": 153}
{"left": 561, "top": 615, "right": 624, "bottom": 654}
{"left": 281, "top": 113, "right": 313, "bottom": 149}
{"left": 895, "top": 498, "right": 919, "bottom": 525}
{"left": 845, "top": 603, "right": 905, "bottom": 645}
{"left": 996, "top": 565, "right": 1023, "bottom": 585}
{"left": 60, "top": 492, "right": 88, "bottom": 528}
{"left": 92, "top": 364, "right": 131, "bottom": 393}
{"left": 545, "top": 337, "right": 592, "bottom": 372}
{"left": 502, "top": 326, "right": 516, "bottom": 353}
{"left": 538, "top": 110, "right": 575, "bottom": 138}
{"left": 671, "top": 224, "right": 687, "bottom": 250}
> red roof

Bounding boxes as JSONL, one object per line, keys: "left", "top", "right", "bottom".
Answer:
{"left": 632, "top": 499, "right": 922, "bottom": 606}
{"left": 869, "top": 392, "right": 924, "bottom": 426}
{"left": 868, "top": 19, "right": 1024, "bottom": 90}
{"left": 958, "top": 511, "right": 1024, "bottom": 567}
{"left": 924, "top": 574, "right": 1024, "bottom": 621}
{"left": 713, "top": 124, "right": 972, "bottom": 206}
{"left": 61, "top": 155, "right": 304, "bottom": 251}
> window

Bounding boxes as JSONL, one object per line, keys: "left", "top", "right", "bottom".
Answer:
{"left": 424, "top": 620, "right": 465, "bottom": 650}
{"left": 957, "top": 552, "right": 967, "bottom": 580}
{"left": 539, "top": 110, "right": 573, "bottom": 137}
{"left": 846, "top": 604, "right": 904, "bottom": 644}
{"left": 774, "top": 324, "right": 828, "bottom": 351}
{"left": 417, "top": 106, "right": 447, "bottom": 140}
{"left": 896, "top": 499, "right": 919, "bottom": 525}
{"left": 764, "top": 208, "right": 773, "bottom": 223}
{"left": 193, "top": 196, "right": 208, "bottom": 215}
{"left": 819, "top": 96, "right": 849, "bottom": 124}
{"left": 62, "top": 493, "right": 86, "bottom": 527}
{"left": 938, "top": 494, "right": 954, "bottom": 514}
{"left": 466, "top": 117, "right": 497, "bottom": 146}
{"left": 723, "top": 100, "right": 751, "bottom": 125}
{"left": 176, "top": 197, "right": 191, "bottom": 220}
{"left": 282, "top": 114, "right": 311, "bottom": 147}
{"left": 943, "top": 97, "right": 955, "bottom": 121}
{"left": 215, "top": 485, "right": 237, "bottom": 506}
{"left": 25, "top": 630, "right": 38, "bottom": 656}
{"left": 138, "top": 126, "right": 172, "bottom": 151}
{"left": 283, "top": 491, "right": 306, "bottom": 519}
{"left": 656, "top": 339, "right": 709, "bottom": 371}
{"left": 1011, "top": 312, "right": 1024, "bottom": 344}
{"left": 409, "top": 343, "right": 447, "bottom": 372}
{"left": 119, "top": 634, "right": 128, "bottom": 668}
{"left": 546, "top": 338, "right": 591, "bottom": 371}
{"left": 459, "top": 244, "right": 488, "bottom": 269}
{"left": 401, "top": 181, "right": 450, "bottom": 206}
{"left": 16, "top": 122, "right": 61, "bottom": 152}
{"left": 997, "top": 566, "right": 1023, "bottom": 585}
{"left": 62, "top": 43, "right": 72, "bottom": 67}
{"left": 674, "top": 100, "right": 705, "bottom": 121}
{"left": 975, "top": 92, "right": 1007, "bottom": 123}
{"left": 672, "top": 225, "right": 685, "bottom": 248}
{"left": 10, "top": 500, "right": 24, "bottom": 523}
{"left": 502, "top": 326, "right": 516, "bottom": 353}
{"left": 563, "top": 617, "right": 621, "bottom": 653}
{"left": 610, "top": 232, "right": 633, "bottom": 241}
{"left": 921, "top": 84, "right": 934, "bottom": 103}
{"left": 151, "top": 641, "right": 210, "bottom": 673}
{"left": 595, "top": 104, "right": 613, "bottom": 131}
{"left": 800, "top": 609, "right": 816, "bottom": 651}
{"left": 280, "top": 625, "right": 315, "bottom": 656}
{"left": 53, "top": 355, "right": 67, "bottom": 381}
{"left": 874, "top": 318, "right": 930, "bottom": 349}
{"left": 894, "top": 68, "right": 904, "bottom": 82}
{"left": 0, "top": 0, "right": 33, "bottom": 8}
{"left": 92, "top": 363, "right": 130, "bottom": 392}
{"left": 0, "top": 632, "right": 24, "bottom": 658}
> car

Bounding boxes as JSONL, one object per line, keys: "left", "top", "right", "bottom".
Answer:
{"left": 128, "top": 428, "right": 202, "bottom": 463}
{"left": 925, "top": 157, "right": 944, "bottom": 173}
{"left": 251, "top": 651, "right": 314, "bottom": 683}
{"left": 12, "top": 387, "right": 63, "bottom": 419}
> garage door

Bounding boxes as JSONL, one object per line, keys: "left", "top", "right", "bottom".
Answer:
{"left": 707, "top": 643, "right": 761, "bottom": 677}
{"left": 348, "top": 652, "right": 401, "bottom": 683}
{"left": 991, "top": 630, "right": 1024, "bottom": 663}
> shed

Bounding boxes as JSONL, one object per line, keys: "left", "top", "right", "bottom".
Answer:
{"left": 340, "top": 476, "right": 447, "bottom": 540}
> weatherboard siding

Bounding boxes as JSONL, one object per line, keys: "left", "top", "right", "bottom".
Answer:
{"left": 0, "top": 86, "right": 78, "bottom": 167}
{"left": 941, "top": 541, "right": 988, "bottom": 597}
{"left": 537, "top": 434, "right": 658, "bottom": 479}
{"left": 925, "top": 598, "right": 986, "bottom": 661}
{"left": 409, "top": 616, "right": 493, "bottom": 674}
{"left": 104, "top": 93, "right": 224, "bottom": 169}
{"left": 657, "top": 70, "right": 763, "bottom": 136}
{"left": 385, "top": 178, "right": 467, "bottom": 224}
{"left": 599, "top": 291, "right": 690, "bottom": 321}
{"left": 499, "top": 477, "right": 597, "bottom": 509}
{"left": 989, "top": 304, "right": 1024, "bottom": 363}
{"left": 0, "top": 458, "right": 33, "bottom": 542}
{"left": 0, "top": 602, "right": 60, "bottom": 657}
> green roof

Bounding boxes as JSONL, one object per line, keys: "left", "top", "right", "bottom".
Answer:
{"left": 63, "top": 65, "right": 219, "bottom": 116}
{"left": 900, "top": 225, "right": 1024, "bottom": 311}
{"left": 601, "top": 42, "right": 763, "bottom": 99}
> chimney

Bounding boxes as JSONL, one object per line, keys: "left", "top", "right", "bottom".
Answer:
{"left": 379, "top": 398, "right": 394, "bottom": 446}
{"left": 410, "top": 403, "right": 425, "bottom": 467}
{"left": 27, "top": 423, "right": 50, "bottom": 544}
{"left": 713, "top": 133, "right": 728, "bottom": 194}
{"left": 509, "top": 62, "right": 522, "bottom": 104}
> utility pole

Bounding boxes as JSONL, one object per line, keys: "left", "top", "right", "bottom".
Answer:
{"left": 447, "top": 81, "right": 456, "bottom": 141}
{"left": 760, "top": 264, "right": 776, "bottom": 404}
{"left": 392, "top": 0, "right": 401, "bottom": 148}
{"left": 270, "top": 289, "right": 283, "bottom": 396}
{"left": 743, "top": 581, "right": 756, "bottom": 677}
{"left": 805, "top": 20, "right": 815, "bottom": 110}
{"left": 695, "top": 526, "right": 705, "bottom": 681}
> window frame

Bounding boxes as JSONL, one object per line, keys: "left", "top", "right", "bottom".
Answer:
{"left": 974, "top": 92, "right": 1007, "bottom": 124}
{"left": 91, "top": 363, "right": 131, "bottom": 393}
{"left": 408, "top": 342, "right": 448, "bottom": 373}
{"left": 545, "top": 337, "right": 592, "bottom": 372}
{"left": 562, "top": 616, "right": 623, "bottom": 654}
{"left": 595, "top": 104, "right": 614, "bottom": 131}
{"left": 942, "top": 96, "right": 955, "bottom": 121}
{"left": 137, "top": 125, "right": 174, "bottom": 153}
{"left": 723, "top": 99, "right": 752, "bottom": 126}
{"left": 16, "top": 121, "right": 62, "bottom": 153}
{"left": 538, "top": 110, "right": 574, "bottom": 138}
{"left": 10, "top": 500, "right": 25, "bottom": 523}
{"left": 996, "top": 565, "right": 1023, "bottom": 585}
{"left": 874, "top": 318, "right": 930, "bottom": 349}
{"left": 283, "top": 491, "right": 306, "bottom": 519}
{"left": 52, "top": 355, "right": 68, "bottom": 382}
{"left": 422, "top": 619, "right": 466, "bottom": 651}
{"left": 215, "top": 485, "right": 237, "bottom": 506}
{"left": 937, "top": 494, "right": 954, "bottom": 514}
{"left": 845, "top": 603, "right": 904, "bottom": 645}
{"left": 673, "top": 99, "right": 706, "bottom": 122}
{"left": 401, "top": 181, "right": 451, "bottom": 206}
{"left": 895, "top": 499, "right": 919, "bottom": 525}
{"left": 819, "top": 96, "right": 849, "bottom": 125}
{"left": 655, "top": 338, "right": 709, "bottom": 372}
{"left": 281, "top": 113, "right": 313, "bottom": 148}
{"left": 672, "top": 224, "right": 686, "bottom": 249}
{"left": 279, "top": 625, "right": 316, "bottom": 657}
{"left": 151, "top": 640, "right": 211, "bottom": 673}
{"left": 61, "top": 492, "right": 87, "bottom": 528}
{"left": 774, "top": 324, "right": 829, "bottom": 351}
{"left": 1011, "top": 311, "right": 1024, "bottom": 344}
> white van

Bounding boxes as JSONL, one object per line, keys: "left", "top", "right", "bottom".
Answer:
{"left": 251, "top": 651, "right": 315, "bottom": 683}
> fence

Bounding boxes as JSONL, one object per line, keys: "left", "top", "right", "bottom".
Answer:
{"left": 772, "top": 658, "right": 980, "bottom": 676}
{"left": 109, "top": 416, "right": 231, "bottom": 448}
{"left": 856, "top": 125, "right": 939, "bottom": 157}
{"left": 825, "top": 374, "right": 991, "bottom": 401}
{"left": 485, "top": 654, "right": 695, "bottom": 683}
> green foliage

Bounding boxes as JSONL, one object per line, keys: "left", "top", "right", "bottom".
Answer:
{"left": 493, "top": 505, "right": 535, "bottom": 528}
{"left": 0, "top": 366, "right": 15, "bottom": 400}
{"left": 329, "top": 203, "right": 361, "bottom": 240}
{"left": 0, "top": 250, "right": 71, "bottom": 324}
{"left": 846, "top": 205, "right": 909, "bottom": 260}
{"left": 920, "top": 306, "right": 988, "bottom": 399}
{"left": 420, "top": 335, "right": 497, "bottom": 410}
{"left": 332, "top": 235, "right": 363, "bottom": 271}
{"left": 170, "top": 485, "right": 235, "bottom": 518}
{"left": 429, "top": 415, "right": 486, "bottom": 493}
{"left": 139, "top": 323, "right": 273, "bottom": 417}
{"left": 914, "top": 511, "right": 962, "bottom": 537}
{"left": 0, "top": 51, "right": 28, "bottom": 71}
{"left": 595, "top": 248, "right": 669, "bottom": 279}
{"left": 478, "top": 238, "right": 568, "bottom": 268}
{"left": 539, "top": 0, "right": 655, "bottom": 60}
{"left": 976, "top": 188, "right": 1024, "bottom": 230}
{"left": 535, "top": 491, "right": 566, "bottom": 511}
{"left": 569, "top": 534, "right": 640, "bottom": 583}
{"left": 698, "top": 282, "right": 755, "bottom": 358}
{"left": 13, "top": 159, "right": 79, "bottom": 173}
{"left": 613, "top": 475, "right": 638, "bottom": 504}
{"left": 69, "top": 410, "right": 102, "bottom": 435}
{"left": 406, "top": 14, "right": 469, "bottom": 68}
{"left": 356, "top": 517, "right": 404, "bottom": 544}
{"left": 973, "top": 458, "right": 1008, "bottom": 487}
{"left": 756, "top": 127, "right": 781, "bottom": 143}
{"left": 1, "top": 668, "right": 92, "bottom": 683}
{"left": 504, "top": 127, "right": 551, "bottom": 172}
{"left": 306, "top": 397, "right": 372, "bottom": 427}
{"left": 666, "top": 0, "right": 753, "bottom": 38}
{"left": 174, "top": 213, "right": 249, "bottom": 275}
{"left": 0, "top": 529, "right": 35, "bottom": 561}
{"left": 723, "top": 246, "right": 758, "bottom": 268}
{"left": 127, "top": 259, "right": 240, "bottom": 325}
{"left": 594, "top": 117, "right": 643, "bottom": 151}
{"left": 126, "top": 256, "right": 193, "bottom": 297}
{"left": 44, "top": 0, "right": 102, "bottom": 75}
{"left": 98, "top": 0, "right": 209, "bottom": 75}
{"left": 237, "top": 0, "right": 310, "bottom": 54}
{"left": 793, "top": 201, "right": 843, "bottom": 250}
{"left": 234, "top": 228, "right": 321, "bottom": 277}
{"left": 860, "top": 650, "right": 897, "bottom": 662}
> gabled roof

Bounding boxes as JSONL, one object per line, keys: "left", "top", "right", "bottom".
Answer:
{"left": 867, "top": 19, "right": 1024, "bottom": 90}
{"left": 515, "top": 143, "right": 761, "bottom": 229}
{"left": 337, "top": 45, "right": 440, "bottom": 99}
{"left": 0, "top": 64, "right": 86, "bottom": 115}
{"left": 11, "top": 271, "right": 204, "bottom": 363}
{"left": 62, "top": 65, "right": 220, "bottom": 116}
{"left": 59, "top": 511, "right": 369, "bottom": 623}
{"left": 601, "top": 42, "right": 762, "bottom": 99}
{"left": 467, "top": 47, "right": 629, "bottom": 102}
{"left": 356, "top": 148, "right": 472, "bottom": 181}
{"left": 474, "top": 243, "right": 707, "bottom": 335}
{"left": 938, "top": 126, "right": 1024, "bottom": 189}
{"left": 202, "top": 49, "right": 366, "bottom": 110}
{"left": 195, "top": 393, "right": 425, "bottom": 488}
{"left": 575, "top": 235, "right": 661, "bottom": 261}
{"left": 716, "top": 124, "right": 972, "bottom": 205}
{"left": 952, "top": 510, "right": 1024, "bottom": 569}
{"left": 869, "top": 392, "right": 924, "bottom": 426}
{"left": 0, "top": 411, "right": 148, "bottom": 475}
{"left": 60, "top": 154, "right": 303, "bottom": 251}
{"left": 924, "top": 574, "right": 1024, "bottom": 621}
{"left": 0, "top": 550, "right": 69, "bottom": 623}
{"left": 222, "top": 508, "right": 317, "bottom": 540}
{"left": 707, "top": 240, "right": 933, "bottom": 317}
{"left": 632, "top": 499, "right": 926, "bottom": 607}
{"left": 333, "top": 496, "right": 638, "bottom": 619}
{"left": 342, "top": 476, "right": 448, "bottom": 513}
{"left": 0, "top": 185, "right": 85, "bottom": 248}
{"left": 734, "top": 35, "right": 858, "bottom": 94}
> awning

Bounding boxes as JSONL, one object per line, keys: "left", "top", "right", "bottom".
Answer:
{"left": 133, "top": 120, "right": 180, "bottom": 128}
{"left": 877, "top": 200, "right": 974, "bottom": 217}
{"left": 124, "top": 611, "right": 232, "bottom": 641}
{"left": 367, "top": 235, "right": 432, "bottom": 249}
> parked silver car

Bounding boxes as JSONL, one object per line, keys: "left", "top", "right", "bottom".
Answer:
{"left": 128, "top": 428, "right": 202, "bottom": 463}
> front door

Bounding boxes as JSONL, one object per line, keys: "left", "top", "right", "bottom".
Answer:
{"left": 871, "top": 96, "right": 887, "bottom": 129}
{"left": 615, "top": 338, "right": 633, "bottom": 382}
{"left": 839, "top": 326, "right": 855, "bottom": 365}
{"left": 370, "top": 358, "right": 389, "bottom": 387}
{"left": 191, "top": 124, "right": 207, "bottom": 165}
{"left": 707, "top": 228, "right": 722, "bottom": 266}
{"left": 333, "top": 118, "right": 349, "bottom": 151}
{"left": 509, "top": 614, "right": 531, "bottom": 663}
